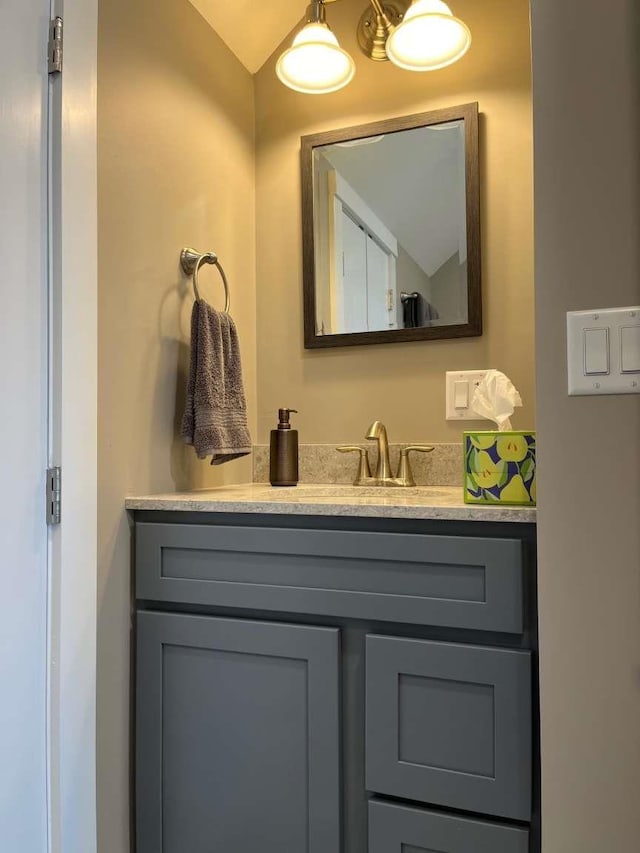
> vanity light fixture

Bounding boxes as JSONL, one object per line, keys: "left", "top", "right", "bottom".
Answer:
{"left": 277, "top": 0, "right": 471, "bottom": 94}
{"left": 384, "top": 0, "right": 472, "bottom": 71}
{"left": 276, "top": 0, "right": 356, "bottom": 95}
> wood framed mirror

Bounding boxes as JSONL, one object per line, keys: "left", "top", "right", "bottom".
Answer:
{"left": 301, "top": 102, "right": 481, "bottom": 349}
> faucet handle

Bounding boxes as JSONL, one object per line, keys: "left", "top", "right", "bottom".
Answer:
{"left": 337, "top": 446, "right": 372, "bottom": 485}
{"left": 397, "top": 445, "right": 435, "bottom": 487}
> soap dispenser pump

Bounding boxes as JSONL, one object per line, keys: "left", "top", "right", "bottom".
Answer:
{"left": 270, "top": 408, "right": 299, "bottom": 487}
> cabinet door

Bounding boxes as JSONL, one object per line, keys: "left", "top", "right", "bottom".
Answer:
{"left": 366, "top": 635, "right": 531, "bottom": 821}
{"left": 369, "top": 800, "right": 529, "bottom": 853}
{"left": 137, "top": 612, "right": 341, "bottom": 853}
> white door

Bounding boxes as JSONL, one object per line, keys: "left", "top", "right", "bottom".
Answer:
{"left": 0, "top": 1, "right": 51, "bottom": 849}
{"left": 1, "top": 3, "right": 98, "bottom": 852}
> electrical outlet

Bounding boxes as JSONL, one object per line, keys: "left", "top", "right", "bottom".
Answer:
{"left": 445, "top": 370, "right": 494, "bottom": 421}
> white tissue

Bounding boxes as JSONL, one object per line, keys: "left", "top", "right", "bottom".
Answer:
{"left": 471, "top": 370, "right": 522, "bottom": 431}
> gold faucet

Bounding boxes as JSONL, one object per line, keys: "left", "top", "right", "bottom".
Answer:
{"left": 366, "top": 420, "right": 393, "bottom": 482}
{"left": 338, "top": 421, "right": 435, "bottom": 487}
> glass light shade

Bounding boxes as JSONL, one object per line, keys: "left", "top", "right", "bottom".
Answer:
{"left": 276, "top": 22, "right": 356, "bottom": 94}
{"left": 386, "top": 0, "right": 471, "bottom": 72}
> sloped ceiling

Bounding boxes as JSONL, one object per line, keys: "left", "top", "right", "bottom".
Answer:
{"left": 188, "top": 0, "right": 303, "bottom": 73}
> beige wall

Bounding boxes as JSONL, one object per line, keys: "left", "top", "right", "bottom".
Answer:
{"left": 97, "top": 1, "right": 255, "bottom": 849}
{"left": 254, "top": 0, "right": 534, "bottom": 444}
{"left": 97, "top": 2, "right": 640, "bottom": 851}
{"left": 531, "top": 0, "right": 640, "bottom": 849}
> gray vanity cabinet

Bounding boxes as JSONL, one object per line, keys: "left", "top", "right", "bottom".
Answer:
{"left": 136, "top": 611, "right": 341, "bottom": 853}
{"left": 133, "top": 513, "right": 538, "bottom": 853}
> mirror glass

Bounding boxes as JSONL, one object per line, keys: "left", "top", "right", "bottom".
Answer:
{"left": 301, "top": 104, "right": 481, "bottom": 348}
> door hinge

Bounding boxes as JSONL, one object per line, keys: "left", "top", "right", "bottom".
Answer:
{"left": 48, "top": 17, "right": 63, "bottom": 74}
{"left": 47, "top": 467, "right": 62, "bottom": 525}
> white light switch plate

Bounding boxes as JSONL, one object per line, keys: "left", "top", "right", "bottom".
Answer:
{"left": 446, "top": 370, "right": 495, "bottom": 420}
{"left": 567, "top": 307, "right": 640, "bottom": 396}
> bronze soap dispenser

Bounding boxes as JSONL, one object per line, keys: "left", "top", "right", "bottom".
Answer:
{"left": 269, "top": 408, "right": 299, "bottom": 487}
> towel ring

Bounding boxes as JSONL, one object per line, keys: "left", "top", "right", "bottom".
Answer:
{"left": 180, "top": 247, "right": 230, "bottom": 313}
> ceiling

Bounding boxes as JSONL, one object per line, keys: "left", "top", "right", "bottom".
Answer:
{"left": 188, "top": 0, "right": 304, "bottom": 73}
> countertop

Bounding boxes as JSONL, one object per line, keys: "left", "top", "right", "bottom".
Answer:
{"left": 125, "top": 484, "right": 536, "bottom": 523}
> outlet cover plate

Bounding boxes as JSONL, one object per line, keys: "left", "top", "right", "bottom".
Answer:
{"left": 446, "top": 370, "right": 494, "bottom": 421}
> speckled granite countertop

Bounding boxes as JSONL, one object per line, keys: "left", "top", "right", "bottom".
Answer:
{"left": 125, "top": 484, "right": 536, "bottom": 523}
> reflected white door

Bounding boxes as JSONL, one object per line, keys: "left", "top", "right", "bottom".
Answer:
{"left": 341, "top": 211, "right": 395, "bottom": 333}
{"left": 0, "top": 1, "right": 50, "bottom": 849}
{"left": 366, "top": 237, "right": 394, "bottom": 331}
{"left": 341, "top": 212, "right": 369, "bottom": 333}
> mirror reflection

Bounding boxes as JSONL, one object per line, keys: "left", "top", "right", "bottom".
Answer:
{"left": 302, "top": 104, "right": 481, "bottom": 348}
{"left": 314, "top": 121, "right": 467, "bottom": 335}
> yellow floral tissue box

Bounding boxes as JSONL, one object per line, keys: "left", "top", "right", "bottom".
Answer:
{"left": 464, "top": 431, "right": 536, "bottom": 506}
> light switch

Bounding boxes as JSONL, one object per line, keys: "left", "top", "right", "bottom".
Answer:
{"left": 567, "top": 307, "right": 640, "bottom": 395}
{"left": 583, "top": 328, "right": 609, "bottom": 375}
{"left": 621, "top": 326, "right": 640, "bottom": 373}
{"left": 446, "top": 370, "right": 495, "bottom": 420}
{"left": 454, "top": 380, "right": 469, "bottom": 409}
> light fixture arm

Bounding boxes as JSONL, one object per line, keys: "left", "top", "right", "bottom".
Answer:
{"left": 357, "top": 0, "right": 411, "bottom": 61}
{"left": 305, "top": 0, "right": 327, "bottom": 25}
{"left": 369, "top": 0, "right": 388, "bottom": 17}
{"left": 305, "top": 0, "right": 344, "bottom": 24}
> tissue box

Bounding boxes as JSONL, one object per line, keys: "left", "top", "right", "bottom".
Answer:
{"left": 463, "top": 431, "right": 536, "bottom": 506}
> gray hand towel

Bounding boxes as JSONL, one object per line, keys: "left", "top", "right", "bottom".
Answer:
{"left": 181, "top": 300, "right": 252, "bottom": 465}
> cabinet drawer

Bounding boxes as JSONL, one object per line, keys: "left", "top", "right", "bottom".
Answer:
{"left": 136, "top": 522, "right": 524, "bottom": 632}
{"left": 369, "top": 800, "right": 529, "bottom": 853}
{"left": 366, "top": 635, "right": 531, "bottom": 821}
